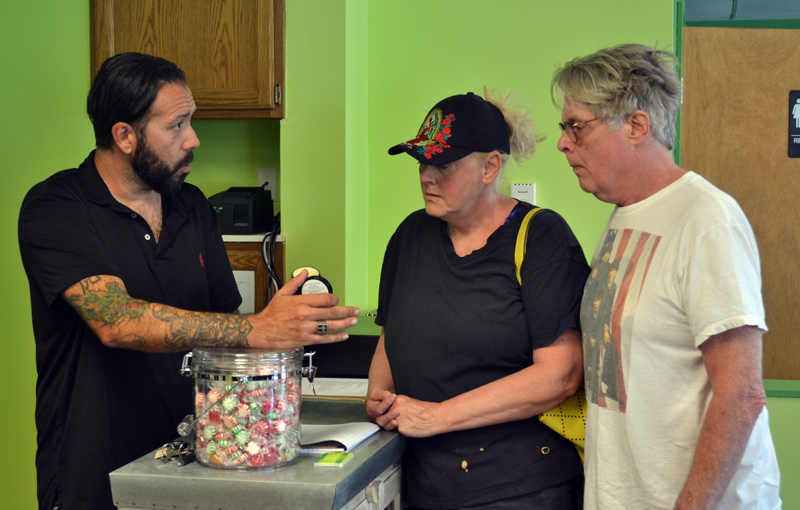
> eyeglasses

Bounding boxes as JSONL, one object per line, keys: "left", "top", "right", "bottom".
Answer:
{"left": 558, "top": 116, "right": 607, "bottom": 143}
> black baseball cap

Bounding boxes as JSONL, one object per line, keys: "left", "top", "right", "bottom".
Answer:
{"left": 388, "top": 92, "right": 510, "bottom": 166}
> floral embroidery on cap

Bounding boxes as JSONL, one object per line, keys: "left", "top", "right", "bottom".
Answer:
{"left": 401, "top": 109, "right": 456, "bottom": 160}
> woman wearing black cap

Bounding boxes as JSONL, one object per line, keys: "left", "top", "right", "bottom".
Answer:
{"left": 366, "top": 89, "right": 589, "bottom": 509}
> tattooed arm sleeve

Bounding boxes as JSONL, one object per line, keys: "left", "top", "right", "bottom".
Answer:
{"left": 62, "top": 275, "right": 252, "bottom": 352}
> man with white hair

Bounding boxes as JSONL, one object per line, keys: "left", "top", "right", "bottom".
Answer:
{"left": 552, "top": 44, "right": 781, "bottom": 510}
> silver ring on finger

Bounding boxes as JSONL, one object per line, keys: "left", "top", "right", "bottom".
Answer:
{"left": 317, "top": 320, "right": 329, "bottom": 333}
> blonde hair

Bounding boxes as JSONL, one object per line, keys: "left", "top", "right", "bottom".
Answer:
{"left": 482, "top": 87, "right": 543, "bottom": 166}
{"left": 551, "top": 44, "right": 681, "bottom": 150}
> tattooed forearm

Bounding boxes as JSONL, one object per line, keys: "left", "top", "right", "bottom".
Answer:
{"left": 120, "top": 333, "right": 148, "bottom": 351}
{"left": 152, "top": 305, "right": 252, "bottom": 349}
{"left": 64, "top": 275, "right": 251, "bottom": 351}
{"left": 66, "top": 279, "right": 147, "bottom": 327}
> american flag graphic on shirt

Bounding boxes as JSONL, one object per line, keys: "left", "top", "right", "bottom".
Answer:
{"left": 581, "top": 228, "right": 661, "bottom": 414}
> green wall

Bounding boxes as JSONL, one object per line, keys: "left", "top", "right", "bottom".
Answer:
{"left": 362, "top": 0, "right": 636, "bottom": 294}
{"left": 2, "top": 1, "right": 797, "bottom": 508}
{"left": 189, "top": 119, "right": 281, "bottom": 203}
{"left": 765, "top": 381, "right": 800, "bottom": 507}
{"left": 1, "top": 3, "right": 92, "bottom": 509}
{"left": 281, "top": 1, "right": 349, "bottom": 306}
{"left": 280, "top": 0, "right": 674, "bottom": 313}
{"left": 363, "top": 1, "right": 670, "bottom": 304}
{"left": 0, "top": 5, "right": 284, "bottom": 507}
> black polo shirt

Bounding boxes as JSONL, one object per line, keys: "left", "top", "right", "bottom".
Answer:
{"left": 18, "top": 151, "right": 241, "bottom": 510}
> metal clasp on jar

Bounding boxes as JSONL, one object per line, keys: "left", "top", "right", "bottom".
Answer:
{"left": 179, "top": 351, "right": 193, "bottom": 377}
{"left": 302, "top": 351, "right": 317, "bottom": 395}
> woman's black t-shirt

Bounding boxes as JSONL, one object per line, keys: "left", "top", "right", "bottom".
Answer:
{"left": 376, "top": 202, "right": 589, "bottom": 508}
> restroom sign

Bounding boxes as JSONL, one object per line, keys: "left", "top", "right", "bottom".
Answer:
{"left": 791, "top": 91, "right": 800, "bottom": 158}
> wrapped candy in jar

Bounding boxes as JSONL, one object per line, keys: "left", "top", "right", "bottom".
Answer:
{"left": 185, "top": 347, "right": 303, "bottom": 470}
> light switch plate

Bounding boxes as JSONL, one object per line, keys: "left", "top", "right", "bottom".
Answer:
{"left": 511, "top": 182, "right": 536, "bottom": 205}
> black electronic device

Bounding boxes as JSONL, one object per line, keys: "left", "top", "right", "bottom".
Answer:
{"left": 308, "top": 317, "right": 381, "bottom": 379}
{"left": 208, "top": 187, "right": 274, "bottom": 235}
{"left": 311, "top": 335, "right": 379, "bottom": 379}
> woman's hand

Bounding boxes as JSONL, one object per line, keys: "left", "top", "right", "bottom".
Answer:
{"left": 388, "top": 395, "right": 447, "bottom": 438}
{"left": 379, "top": 329, "right": 584, "bottom": 438}
{"left": 367, "top": 390, "right": 448, "bottom": 438}
{"left": 365, "top": 388, "right": 398, "bottom": 430}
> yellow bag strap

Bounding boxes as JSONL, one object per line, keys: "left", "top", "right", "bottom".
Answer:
{"left": 515, "top": 206, "right": 586, "bottom": 463}
{"left": 515, "top": 207, "right": 544, "bottom": 285}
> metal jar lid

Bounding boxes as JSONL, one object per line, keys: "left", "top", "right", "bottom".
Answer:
{"left": 184, "top": 347, "right": 304, "bottom": 381}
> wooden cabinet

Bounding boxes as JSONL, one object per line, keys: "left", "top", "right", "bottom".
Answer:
{"left": 225, "top": 241, "right": 284, "bottom": 312}
{"left": 90, "top": 0, "right": 285, "bottom": 119}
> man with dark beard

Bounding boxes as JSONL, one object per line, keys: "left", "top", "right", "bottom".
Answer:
{"left": 18, "top": 53, "right": 360, "bottom": 510}
{"left": 130, "top": 120, "right": 194, "bottom": 196}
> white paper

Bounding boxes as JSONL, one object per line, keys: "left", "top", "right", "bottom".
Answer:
{"left": 300, "top": 422, "right": 379, "bottom": 453}
{"left": 301, "top": 377, "right": 368, "bottom": 398}
{"left": 232, "top": 270, "right": 255, "bottom": 314}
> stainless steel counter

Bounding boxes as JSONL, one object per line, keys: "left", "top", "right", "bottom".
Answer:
{"left": 109, "top": 399, "right": 405, "bottom": 510}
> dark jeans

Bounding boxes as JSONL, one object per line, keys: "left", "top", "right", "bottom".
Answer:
{"left": 406, "top": 475, "right": 584, "bottom": 510}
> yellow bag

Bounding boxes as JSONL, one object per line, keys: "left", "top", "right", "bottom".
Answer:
{"left": 538, "top": 391, "right": 586, "bottom": 462}
{"left": 515, "top": 207, "right": 587, "bottom": 463}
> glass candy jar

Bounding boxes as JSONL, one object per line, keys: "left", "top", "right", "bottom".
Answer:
{"left": 181, "top": 347, "right": 304, "bottom": 469}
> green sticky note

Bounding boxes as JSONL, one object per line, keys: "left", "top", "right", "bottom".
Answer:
{"left": 314, "top": 452, "right": 353, "bottom": 467}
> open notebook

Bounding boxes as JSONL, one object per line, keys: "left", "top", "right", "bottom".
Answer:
{"left": 300, "top": 422, "right": 380, "bottom": 453}
{"left": 301, "top": 377, "right": 369, "bottom": 398}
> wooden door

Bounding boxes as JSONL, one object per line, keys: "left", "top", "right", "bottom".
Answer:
{"left": 91, "top": 0, "right": 285, "bottom": 119}
{"left": 681, "top": 26, "right": 800, "bottom": 380}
